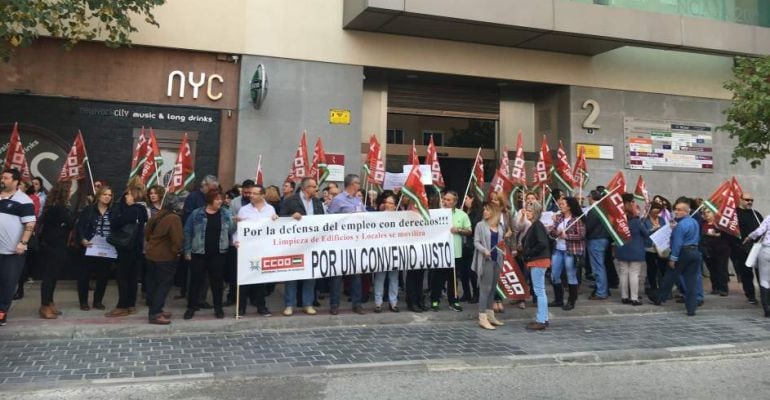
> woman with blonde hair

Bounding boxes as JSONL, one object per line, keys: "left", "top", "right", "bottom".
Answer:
{"left": 471, "top": 202, "right": 505, "bottom": 330}
{"left": 520, "top": 201, "right": 551, "bottom": 330}
{"left": 488, "top": 191, "right": 514, "bottom": 312}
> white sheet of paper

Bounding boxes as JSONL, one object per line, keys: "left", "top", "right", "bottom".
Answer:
{"left": 85, "top": 235, "right": 118, "bottom": 259}
{"left": 650, "top": 223, "right": 672, "bottom": 252}
{"left": 383, "top": 172, "right": 406, "bottom": 190}
{"left": 540, "top": 211, "right": 555, "bottom": 228}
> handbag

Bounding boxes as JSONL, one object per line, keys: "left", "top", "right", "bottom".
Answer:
{"left": 746, "top": 235, "right": 765, "bottom": 268}
{"left": 107, "top": 222, "right": 138, "bottom": 250}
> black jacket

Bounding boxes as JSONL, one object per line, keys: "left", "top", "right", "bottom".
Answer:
{"left": 521, "top": 220, "right": 551, "bottom": 262}
{"left": 110, "top": 198, "right": 148, "bottom": 253}
{"left": 279, "top": 193, "right": 325, "bottom": 217}
{"left": 585, "top": 208, "right": 610, "bottom": 240}
{"left": 76, "top": 204, "right": 110, "bottom": 243}
{"left": 39, "top": 205, "right": 74, "bottom": 247}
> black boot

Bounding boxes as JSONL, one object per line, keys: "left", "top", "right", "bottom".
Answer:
{"left": 548, "top": 284, "right": 564, "bottom": 307}
{"left": 760, "top": 287, "right": 770, "bottom": 318}
{"left": 563, "top": 284, "right": 578, "bottom": 311}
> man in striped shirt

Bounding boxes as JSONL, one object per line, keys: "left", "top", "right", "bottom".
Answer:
{"left": 0, "top": 168, "right": 37, "bottom": 326}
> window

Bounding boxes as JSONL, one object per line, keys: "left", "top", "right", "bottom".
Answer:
{"left": 386, "top": 129, "right": 404, "bottom": 144}
{"left": 422, "top": 131, "right": 443, "bottom": 146}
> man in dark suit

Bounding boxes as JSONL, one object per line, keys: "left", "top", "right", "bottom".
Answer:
{"left": 279, "top": 177, "right": 324, "bottom": 316}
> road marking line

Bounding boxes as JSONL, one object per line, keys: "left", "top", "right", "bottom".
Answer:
{"left": 91, "top": 373, "right": 214, "bottom": 385}
{"left": 665, "top": 344, "right": 735, "bottom": 352}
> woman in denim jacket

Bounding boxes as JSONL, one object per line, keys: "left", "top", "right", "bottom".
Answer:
{"left": 183, "top": 189, "right": 236, "bottom": 319}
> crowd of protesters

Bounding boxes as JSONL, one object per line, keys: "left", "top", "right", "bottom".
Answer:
{"left": 0, "top": 167, "right": 769, "bottom": 331}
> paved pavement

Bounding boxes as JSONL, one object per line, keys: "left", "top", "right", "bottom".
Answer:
{"left": 2, "top": 309, "right": 770, "bottom": 387}
{"left": 2, "top": 278, "right": 770, "bottom": 390}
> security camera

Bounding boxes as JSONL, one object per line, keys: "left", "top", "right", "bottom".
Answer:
{"left": 231, "top": 55, "right": 240, "bottom": 63}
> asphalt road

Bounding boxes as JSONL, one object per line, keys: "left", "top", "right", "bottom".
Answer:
{"left": 6, "top": 351, "right": 770, "bottom": 400}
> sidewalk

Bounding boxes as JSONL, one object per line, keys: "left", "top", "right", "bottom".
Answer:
{"left": 1, "top": 277, "right": 762, "bottom": 341}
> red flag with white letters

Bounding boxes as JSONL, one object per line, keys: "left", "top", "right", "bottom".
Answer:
{"left": 510, "top": 132, "right": 527, "bottom": 188}
{"left": 532, "top": 136, "right": 552, "bottom": 189}
{"left": 287, "top": 131, "right": 310, "bottom": 183}
{"left": 425, "top": 135, "right": 445, "bottom": 193}
{"left": 166, "top": 133, "right": 196, "bottom": 194}
{"left": 593, "top": 171, "right": 631, "bottom": 246}
{"left": 58, "top": 131, "right": 88, "bottom": 182}
{"left": 366, "top": 135, "right": 385, "bottom": 186}
{"left": 554, "top": 141, "right": 576, "bottom": 190}
{"left": 3, "top": 122, "right": 31, "bottom": 182}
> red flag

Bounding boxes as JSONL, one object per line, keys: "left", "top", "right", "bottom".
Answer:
{"left": 495, "top": 241, "right": 531, "bottom": 300}
{"left": 287, "top": 131, "right": 310, "bottom": 183}
{"left": 705, "top": 180, "right": 740, "bottom": 238}
{"left": 553, "top": 141, "right": 576, "bottom": 190}
{"left": 573, "top": 145, "right": 589, "bottom": 191}
{"left": 366, "top": 135, "right": 385, "bottom": 186}
{"left": 425, "top": 135, "right": 445, "bottom": 192}
{"left": 310, "top": 137, "right": 330, "bottom": 184}
{"left": 731, "top": 177, "right": 743, "bottom": 209}
{"left": 3, "top": 122, "right": 31, "bottom": 182}
{"left": 129, "top": 127, "right": 147, "bottom": 179}
{"left": 489, "top": 146, "right": 514, "bottom": 197}
{"left": 166, "top": 133, "right": 196, "bottom": 194}
{"left": 255, "top": 155, "right": 264, "bottom": 186}
{"left": 510, "top": 131, "right": 527, "bottom": 187}
{"left": 408, "top": 140, "right": 419, "bottom": 166}
{"left": 58, "top": 131, "right": 88, "bottom": 182}
{"left": 140, "top": 128, "right": 163, "bottom": 186}
{"left": 593, "top": 171, "right": 631, "bottom": 246}
{"left": 633, "top": 175, "right": 649, "bottom": 204}
{"left": 532, "top": 136, "right": 552, "bottom": 188}
{"left": 471, "top": 150, "right": 485, "bottom": 200}
{"left": 402, "top": 158, "right": 430, "bottom": 222}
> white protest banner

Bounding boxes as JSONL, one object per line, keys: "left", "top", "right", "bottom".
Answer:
{"left": 650, "top": 223, "right": 672, "bottom": 252}
{"left": 237, "top": 208, "right": 454, "bottom": 285}
{"left": 383, "top": 172, "right": 406, "bottom": 190}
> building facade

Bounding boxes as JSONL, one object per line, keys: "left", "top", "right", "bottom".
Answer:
{"left": 2, "top": 0, "right": 769, "bottom": 209}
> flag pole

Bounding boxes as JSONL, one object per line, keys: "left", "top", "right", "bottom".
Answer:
{"left": 79, "top": 132, "right": 97, "bottom": 195}
{"left": 563, "top": 185, "right": 621, "bottom": 232}
{"left": 461, "top": 147, "right": 481, "bottom": 210}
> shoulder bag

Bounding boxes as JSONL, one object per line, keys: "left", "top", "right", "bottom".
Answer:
{"left": 107, "top": 220, "right": 138, "bottom": 250}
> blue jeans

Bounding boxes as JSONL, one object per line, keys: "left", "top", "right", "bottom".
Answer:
{"left": 373, "top": 271, "right": 399, "bottom": 306}
{"left": 0, "top": 254, "right": 25, "bottom": 312}
{"left": 330, "top": 275, "right": 362, "bottom": 308}
{"left": 678, "top": 263, "right": 704, "bottom": 302}
{"left": 531, "top": 267, "right": 548, "bottom": 323}
{"left": 551, "top": 249, "right": 578, "bottom": 285}
{"left": 588, "top": 239, "right": 609, "bottom": 297}
{"left": 657, "top": 248, "right": 701, "bottom": 314}
{"left": 284, "top": 279, "right": 316, "bottom": 308}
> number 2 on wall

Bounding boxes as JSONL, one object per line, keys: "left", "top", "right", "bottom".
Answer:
{"left": 582, "top": 99, "right": 600, "bottom": 130}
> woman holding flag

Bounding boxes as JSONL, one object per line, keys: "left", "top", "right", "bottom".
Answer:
{"left": 548, "top": 197, "right": 585, "bottom": 311}
{"left": 471, "top": 202, "right": 505, "bottom": 330}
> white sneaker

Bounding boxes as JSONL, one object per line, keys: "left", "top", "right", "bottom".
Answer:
{"left": 282, "top": 307, "right": 293, "bottom": 316}
{"left": 303, "top": 306, "right": 317, "bottom": 315}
